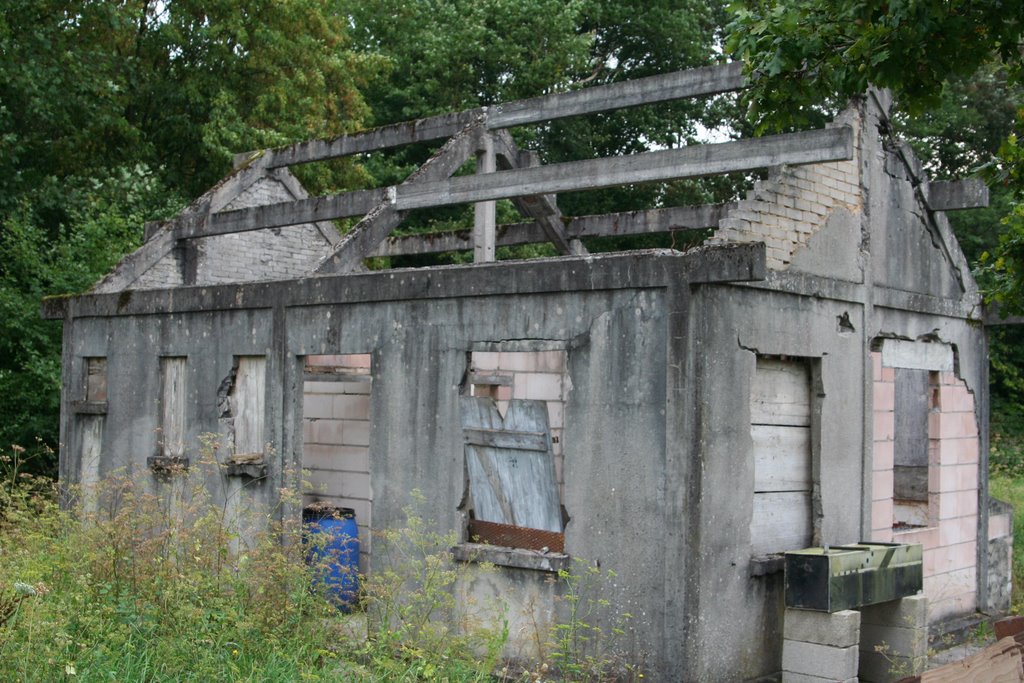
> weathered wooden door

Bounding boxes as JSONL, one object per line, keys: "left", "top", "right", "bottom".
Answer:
{"left": 461, "top": 396, "right": 561, "bottom": 532}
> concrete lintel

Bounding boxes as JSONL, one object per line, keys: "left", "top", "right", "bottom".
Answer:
{"left": 880, "top": 339, "right": 954, "bottom": 372}
{"left": 926, "top": 179, "right": 989, "bottom": 211}
{"left": 45, "top": 246, "right": 762, "bottom": 319}
{"left": 679, "top": 241, "right": 765, "bottom": 284}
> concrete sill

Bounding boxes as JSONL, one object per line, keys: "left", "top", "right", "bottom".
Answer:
{"left": 452, "top": 542, "right": 570, "bottom": 573}
{"left": 750, "top": 554, "right": 785, "bottom": 577}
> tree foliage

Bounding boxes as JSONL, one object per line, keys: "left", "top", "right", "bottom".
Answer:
{"left": 0, "top": 1, "right": 378, "bottom": 464}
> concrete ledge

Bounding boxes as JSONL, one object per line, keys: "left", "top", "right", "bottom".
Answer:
{"left": 452, "top": 542, "right": 570, "bottom": 573}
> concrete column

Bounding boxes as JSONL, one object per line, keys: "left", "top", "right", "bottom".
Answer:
{"left": 782, "top": 608, "right": 860, "bottom": 683}
{"left": 858, "top": 594, "right": 928, "bottom": 682}
{"left": 473, "top": 133, "right": 496, "bottom": 263}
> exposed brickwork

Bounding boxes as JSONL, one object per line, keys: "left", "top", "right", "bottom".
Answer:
{"left": 869, "top": 350, "right": 981, "bottom": 621}
{"left": 710, "top": 114, "right": 862, "bottom": 270}
{"left": 134, "top": 175, "right": 336, "bottom": 289}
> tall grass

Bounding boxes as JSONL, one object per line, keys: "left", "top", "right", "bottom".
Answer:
{"left": 0, "top": 446, "right": 640, "bottom": 681}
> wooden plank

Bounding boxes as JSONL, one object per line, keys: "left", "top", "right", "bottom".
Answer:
{"left": 913, "top": 636, "right": 1024, "bottom": 682}
{"left": 372, "top": 203, "right": 733, "bottom": 257}
{"left": 80, "top": 415, "right": 104, "bottom": 514}
{"left": 752, "top": 424, "right": 811, "bottom": 493}
{"left": 161, "top": 357, "right": 187, "bottom": 458}
{"left": 488, "top": 63, "right": 745, "bottom": 129}
{"left": 395, "top": 127, "right": 853, "bottom": 211}
{"left": 233, "top": 357, "right": 266, "bottom": 456}
{"left": 461, "top": 397, "right": 561, "bottom": 533}
{"left": 464, "top": 428, "right": 548, "bottom": 451}
{"left": 751, "top": 358, "right": 811, "bottom": 426}
{"left": 750, "top": 491, "right": 812, "bottom": 555}
{"left": 894, "top": 368, "right": 930, "bottom": 471}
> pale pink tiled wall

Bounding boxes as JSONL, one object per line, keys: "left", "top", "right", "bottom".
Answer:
{"left": 469, "top": 350, "right": 568, "bottom": 496}
{"left": 869, "top": 351, "right": 980, "bottom": 621}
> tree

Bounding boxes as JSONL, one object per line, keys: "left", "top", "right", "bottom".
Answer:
{"left": 347, "top": 0, "right": 738, "bottom": 259}
{"left": 0, "top": 1, "right": 378, "bottom": 468}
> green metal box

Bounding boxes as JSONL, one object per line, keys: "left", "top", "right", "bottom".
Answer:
{"left": 784, "top": 542, "right": 923, "bottom": 612}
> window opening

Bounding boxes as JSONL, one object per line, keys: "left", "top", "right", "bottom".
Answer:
{"left": 78, "top": 357, "right": 107, "bottom": 514}
{"left": 892, "top": 369, "right": 937, "bottom": 529}
{"left": 462, "top": 350, "right": 567, "bottom": 553}
{"left": 301, "top": 354, "right": 373, "bottom": 571}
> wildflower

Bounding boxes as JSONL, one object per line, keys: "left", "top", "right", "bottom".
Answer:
{"left": 65, "top": 662, "right": 76, "bottom": 676}
{"left": 14, "top": 582, "right": 36, "bottom": 596}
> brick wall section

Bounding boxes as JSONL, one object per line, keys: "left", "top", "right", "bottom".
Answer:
{"left": 869, "top": 351, "right": 980, "bottom": 622}
{"left": 709, "top": 115, "right": 862, "bottom": 270}
{"left": 469, "top": 350, "right": 568, "bottom": 499}
{"left": 302, "top": 354, "right": 373, "bottom": 570}
{"left": 134, "top": 175, "right": 336, "bottom": 289}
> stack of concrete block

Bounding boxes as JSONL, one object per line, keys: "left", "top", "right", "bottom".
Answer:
{"left": 858, "top": 594, "right": 928, "bottom": 682}
{"left": 782, "top": 608, "right": 860, "bottom": 683}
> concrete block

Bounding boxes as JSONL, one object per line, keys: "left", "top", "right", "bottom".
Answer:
{"left": 857, "top": 649, "right": 925, "bottom": 683}
{"left": 881, "top": 339, "right": 953, "bottom": 372}
{"left": 872, "top": 469, "right": 894, "bottom": 501}
{"left": 782, "top": 673, "right": 857, "bottom": 683}
{"left": 860, "top": 594, "right": 927, "bottom": 628}
{"left": 871, "top": 498, "right": 894, "bottom": 531}
{"left": 873, "top": 411, "right": 894, "bottom": 441}
{"left": 860, "top": 623, "right": 927, "bottom": 659}
{"left": 784, "top": 609, "right": 861, "bottom": 648}
{"left": 873, "top": 440, "right": 894, "bottom": 470}
{"left": 334, "top": 394, "right": 371, "bottom": 420}
{"left": 782, "top": 640, "right": 858, "bottom": 680}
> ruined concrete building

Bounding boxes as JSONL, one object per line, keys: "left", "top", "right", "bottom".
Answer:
{"left": 45, "top": 63, "right": 1012, "bottom": 680}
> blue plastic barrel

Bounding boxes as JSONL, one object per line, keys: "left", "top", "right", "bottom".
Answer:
{"left": 303, "top": 506, "right": 360, "bottom": 611}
